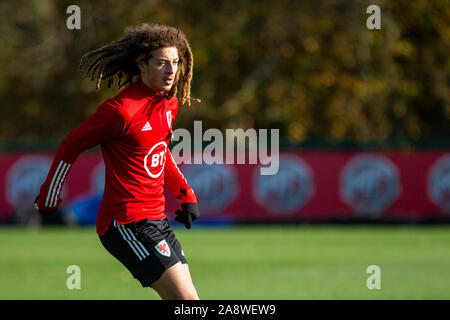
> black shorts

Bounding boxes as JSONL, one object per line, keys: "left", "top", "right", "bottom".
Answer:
{"left": 99, "top": 218, "right": 187, "bottom": 287}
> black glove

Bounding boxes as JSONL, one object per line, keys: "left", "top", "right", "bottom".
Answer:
{"left": 175, "top": 202, "right": 200, "bottom": 229}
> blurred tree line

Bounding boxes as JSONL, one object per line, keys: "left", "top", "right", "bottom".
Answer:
{"left": 0, "top": 0, "right": 448, "bottom": 146}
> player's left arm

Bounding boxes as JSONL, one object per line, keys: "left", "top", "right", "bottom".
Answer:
{"left": 164, "top": 149, "right": 199, "bottom": 229}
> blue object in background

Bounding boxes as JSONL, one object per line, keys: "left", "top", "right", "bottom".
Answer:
{"left": 68, "top": 193, "right": 234, "bottom": 227}
{"left": 67, "top": 193, "right": 102, "bottom": 226}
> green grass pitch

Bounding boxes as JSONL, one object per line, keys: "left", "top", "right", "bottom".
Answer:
{"left": 0, "top": 224, "right": 449, "bottom": 299}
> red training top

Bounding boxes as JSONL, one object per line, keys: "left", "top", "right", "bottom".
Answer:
{"left": 36, "top": 78, "right": 195, "bottom": 235}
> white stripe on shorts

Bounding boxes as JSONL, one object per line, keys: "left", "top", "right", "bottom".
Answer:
{"left": 114, "top": 220, "right": 150, "bottom": 261}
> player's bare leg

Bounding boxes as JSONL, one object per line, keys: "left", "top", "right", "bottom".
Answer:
{"left": 151, "top": 262, "right": 199, "bottom": 300}
{"left": 181, "top": 263, "right": 196, "bottom": 292}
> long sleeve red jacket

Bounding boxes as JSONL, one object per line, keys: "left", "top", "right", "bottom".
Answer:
{"left": 36, "top": 78, "right": 196, "bottom": 235}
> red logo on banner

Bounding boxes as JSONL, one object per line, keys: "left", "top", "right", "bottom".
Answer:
{"left": 428, "top": 153, "right": 450, "bottom": 215}
{"left": 340, "top": 154, "right": 400, "bottom": 217}
{"left": 253, "top": 155, "right": 314, "bottom": 214}
{"left": 6, "top": 155, "right": 53, "bottom": 207}
{"left": 183, "top": 163, "right": 238, "bottom": 211}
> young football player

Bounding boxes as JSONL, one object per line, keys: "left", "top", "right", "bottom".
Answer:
{"left": 35, "top": 23, "right": 200, "bottom": 300}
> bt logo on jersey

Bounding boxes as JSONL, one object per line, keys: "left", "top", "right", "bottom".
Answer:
{"left": 144, "top": 141, "right": 167, "bottom": 178}
{"left": 151, "top": 152, "right": 165, "bottom": 167}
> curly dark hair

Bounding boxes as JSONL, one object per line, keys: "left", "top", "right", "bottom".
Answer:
{"left": 78, "top": 23, "right": 200, "bottom": 106}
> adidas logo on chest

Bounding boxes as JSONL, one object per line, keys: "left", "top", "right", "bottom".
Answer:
{"left": 141, "top": 122, "right": 152, "bottom": 132}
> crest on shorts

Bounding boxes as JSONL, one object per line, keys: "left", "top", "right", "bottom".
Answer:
{"left": 155, "top": 240, "right": 171, "bottom": 257}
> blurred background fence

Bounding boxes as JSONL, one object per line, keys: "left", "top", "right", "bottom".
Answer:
{"left": 0, "top": 0, "right": 448, "bottom": 226}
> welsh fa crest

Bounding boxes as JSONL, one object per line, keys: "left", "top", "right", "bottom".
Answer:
{"left": 155, "top": 240, "right": 171, "bottom": 257}
{"left": 166, "top": 111, "right": 172, "bottom": 127}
